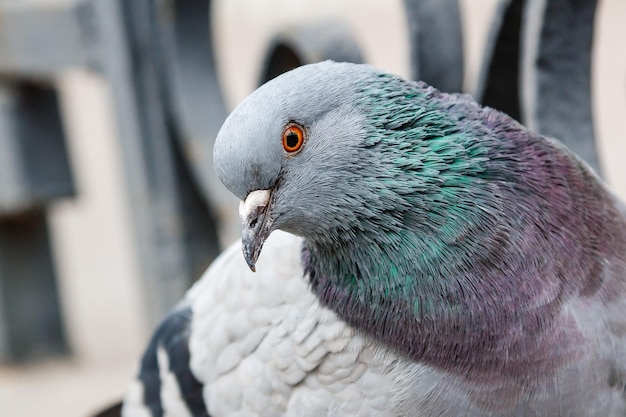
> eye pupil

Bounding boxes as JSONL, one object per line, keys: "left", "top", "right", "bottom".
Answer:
{"left": 282, "top": 124, "right": 305, "bottom": 153}
{"left": 286, "top": 132, "right": 300, "bottom": 149}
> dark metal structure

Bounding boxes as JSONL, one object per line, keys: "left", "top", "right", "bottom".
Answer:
{"left": 403, "top": 0, "right": 464, "bottom": 92}
{"left": 478, "top": 0, "right": 601, "bottom": 173}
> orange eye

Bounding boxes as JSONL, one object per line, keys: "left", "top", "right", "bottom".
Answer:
{"left": 282, "top": 124, "right": 305, "bottom": 153}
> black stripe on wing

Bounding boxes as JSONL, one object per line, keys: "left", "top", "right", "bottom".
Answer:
{"left": 138, "top": 304, "right": 211, "bottom": 417}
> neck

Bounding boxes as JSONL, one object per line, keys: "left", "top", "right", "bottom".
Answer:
{"left": 302, "top": 226, "right": 578, "bottom": 379}
{"left": 301, "top": 127, "right": 623, "bottom": 378}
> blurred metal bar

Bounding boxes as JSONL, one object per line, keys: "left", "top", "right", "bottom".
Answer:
{"left": 0, "top": 209, "right": 67, "bottom": 362}
{"left": 0, "top": 79, "right": 72, "bottom": 362}
{"left": 478, "top": 0, "right": 522, "bottom": 121}
{"left": 88, "top": 0, "right": 221, "bottom": 325}
{"left": 0, "top": 81, "right": 74, "bottom": 214}
{"left": 0, "top": 0, "right": 99, "bottom": 77}
{"left": 157, "top": 0, "right": 239, "bottom": 243}
{"left": 478, "top": 0, "right": 602, "bottom": 174}
{"left": 521, "top": 0, "right": 600, "bottom": 173}
{"left": 403, "top": 0, "right": 464, "bottom": 92}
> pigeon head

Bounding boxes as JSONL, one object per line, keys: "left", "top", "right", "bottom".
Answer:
{"left": 215, "top": 61, "right": 502, "bottom": 273}
{"left": 215, "top": 61, "right": 520, "bottom": 274}
{"left": 214, "top": 62, "right": 387, "bottom": 270}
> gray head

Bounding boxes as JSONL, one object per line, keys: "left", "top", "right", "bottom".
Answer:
{"left": 214, "top": 61, "right": 381, "bottom": 269}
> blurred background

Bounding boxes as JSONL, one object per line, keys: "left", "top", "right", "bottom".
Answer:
{"left": 0, "top": 0, "right": 623, "bottom": 416}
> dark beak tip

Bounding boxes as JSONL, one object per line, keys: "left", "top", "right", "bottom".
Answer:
{"left": 242, "top": 247, "right": 258, "bottom": 273}
{"left": 246, "top": 256, "right": 257, "bottom": 272}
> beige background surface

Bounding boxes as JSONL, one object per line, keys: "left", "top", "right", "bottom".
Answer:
{"left": 0, "top": 1, "right": 624, "bottom": 416}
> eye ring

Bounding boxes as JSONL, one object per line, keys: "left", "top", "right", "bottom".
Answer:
{"left": 282, "top": 123, "right": 305, "bottom": 154}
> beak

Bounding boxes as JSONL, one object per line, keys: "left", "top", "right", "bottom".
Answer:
{"left": 239, "top": 189, "right": 273, "bottom": 272}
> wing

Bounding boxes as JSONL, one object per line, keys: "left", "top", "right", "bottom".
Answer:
{"left": 122, "top": 231, "right": 404, "bottom": 417}
{"left": 122, "top": 303, "right": 208, "bottom": 417}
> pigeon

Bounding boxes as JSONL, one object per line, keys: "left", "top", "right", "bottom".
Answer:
{"left": 123, "top": 61, "right": 626, "bottom": 417}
